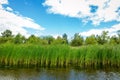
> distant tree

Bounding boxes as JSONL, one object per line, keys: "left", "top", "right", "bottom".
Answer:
{"left": 0, "top": 29, "right": 14, "bottom": 43}
{"left": 71, "top": 33, "right": 83, "bottom": 46}
{"left": 1, "top": 29, "right": 13, "bottom": 38}
{"left": 62, "top": 33, "right": 68, "bottom": 44}
{"left": 43, "top": 36, "right": 55, "bottom": 44}
{"left": 109, "top": 35, "right": 118, "bottom": 44}
{"left": 27, "top": 35, "right": 40, "bottom": 44}
{"left": 0, "top": 36, "right": 4, "bottom": 44}
{"left": 85, "top": 34, "right": 97, "bottom": 45}
{"left": 14, "top": 33, "right": 26, "bottom": 44}
{"left": 117, "top": 30, "right": 120, "bottom": 44}
{"left": 53, "top": 36, "right": 64, "bottom": 44}
{"left": 96, "top": 31, "right": 109, "bottom": 45}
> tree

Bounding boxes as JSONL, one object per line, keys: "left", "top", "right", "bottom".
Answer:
{"left": 62, "top": 33, "right": 68, "bottom": 44}
{"left": 85, "top": 34, "right": 97, "bottom": 45}
{"left": 0, "top": 29, "right": 14, "bottom": 43}
{"left": 71, "top": 33, "right": 83, "bottom": 46}
{"left": 43, "top": 36, "right": 55, "bottom": 44}
{"left": 96, "top": 31, "right": 109, "bottom": 45}
{"left": 27, "top": 35, "right": 49, "bottom": 45}
{"left": 1, "top": 29, "right": 13, "bottom": 38}
{"left": 117, "top": 30, "right": 120, "bottom": 44}
{"left": 14, "top": 33, "right": 26, "bottom": 44}
{"left": 0, "top": 36, "right": 4, "bottom": 44}
{"left": 53, "top": 36, "right": 64, "bottom": 44}
{"left": 27, "top": 35, "right": 40, "bottom": 44}
{"left": 109, "top": 35, "right": 118, "bottom": 44}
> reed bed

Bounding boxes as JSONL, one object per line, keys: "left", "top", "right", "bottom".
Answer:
{"left": 0, "top": 44, "right": 120, "bottom": 68}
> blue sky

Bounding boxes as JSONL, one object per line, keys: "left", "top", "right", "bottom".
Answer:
{"left": 0, "top": 0, "right": 120, "bottom": 38}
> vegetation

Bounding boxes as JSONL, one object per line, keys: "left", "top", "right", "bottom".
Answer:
{"left": 85, "top": 35, "right": 97, "bottom": 45}
{"left": 0, "top": 29, "right": 120, "bottom": 68}
{"left": 0, "top": 44, "right": 120, "bottom": 68}
{"left": 71, "top": 33, "right": 83, "bottom": 46}
{"left": 0, "top": 29, "right": 120, "bottom": 46}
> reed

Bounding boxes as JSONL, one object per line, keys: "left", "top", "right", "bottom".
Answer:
{"left": 0, "top": 43, "right": 120, "bottom": 68}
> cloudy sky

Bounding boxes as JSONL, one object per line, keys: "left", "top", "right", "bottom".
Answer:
{"left": 0, "top": 0, "right": 120, "bottom": 38}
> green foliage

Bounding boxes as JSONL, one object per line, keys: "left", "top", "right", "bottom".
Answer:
{"left": 43, "top": 36, "right": 55, "bottom": 44}
{"left": 117, "top": 30, "right": 120, "bottom": 44}
{"left": 71, "top": 33, "right": 84, "bottom": 46}
{"left": 96, "top": 31, "right": 109, "bottom": 45}
{"left": 0, "top": 44, "right": 120, "bottom": 68}
{"left": 14, "top": 33, "right": 26, "bottom": 44}
{"left": 62, "top": 33, "right": 68, "bottom": 44}
{"left": 27, "top": 35, "right": 41, "bottom": 44}
{"left": 85, "top": 35, "right": 97, "bottom": 45}
{"left": 0, "top": 29, "right": 120, "bottom": 68}
{"left": 1, "top": 29, "right": 120, "bottom": 45}
{"left": 0, "top": 30, "right": 14, "bottom": 43}
{"left": 1, "top": 29, "right": 13, "bottom": 38}
{"left": 109, "top": 35, "right": 118, "bottom": 44}
{"left": 53, "top": 36, "right": 64, "bottom": 44}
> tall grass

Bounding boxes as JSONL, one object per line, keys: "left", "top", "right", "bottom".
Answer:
{"left": 0, "top": 43, "right": 120, "bottom": 68}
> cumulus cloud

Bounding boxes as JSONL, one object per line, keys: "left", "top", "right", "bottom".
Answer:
{"left": 0, "top": 0, "right": 8, "bottom": 4}
{"left": 0, "top": 0, "right": 45, "bottom": 37}
{"left": 43, "top": 0, "right": 120, "bottom": 37}
{"left": 43, "top": 0, "right": 120, "bottom": 25}
{"left": 79, "top": 23, "right": 120, "bottom": 37}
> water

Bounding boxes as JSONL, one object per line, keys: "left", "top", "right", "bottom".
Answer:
{"left": 0, "top": 68, "right": 120, "bottom": 80}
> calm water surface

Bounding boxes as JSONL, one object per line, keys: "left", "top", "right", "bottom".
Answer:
{"left": 0, "top": 68, "right": 120, "bottom": 80}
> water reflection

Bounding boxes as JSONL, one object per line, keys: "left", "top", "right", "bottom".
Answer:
{"left": 0, "top": 68, "right": 120, "bottom": 80}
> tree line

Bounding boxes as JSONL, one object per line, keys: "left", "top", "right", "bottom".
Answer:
{"left": 0, "top": 29, "right": 120, "bottom": 46}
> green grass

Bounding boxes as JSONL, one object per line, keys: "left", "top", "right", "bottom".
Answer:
{"left": 0, "top": 43, "right": 120, "bottom": 68}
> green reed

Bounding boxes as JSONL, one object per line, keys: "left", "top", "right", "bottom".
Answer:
{"left": 0, "top": 43, "right": 120, "bottom": 68}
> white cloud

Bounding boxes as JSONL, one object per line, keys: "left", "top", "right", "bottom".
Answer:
{"left": 43, "top": 0, "right": 120, "bottom": 37}
{"left": 79, "top": 23, "right": 120, "bottom": 37}
{"left": 43, "top": 0, "right": 120, "bottom": 25}
{"left": 0, "top": 0, "right": 8, "bottom": 4}
{"left": 0, "top": 0, "right": 45, "bottom": 37}
{"left": 6, "top": 7, "right": 13, "bottom": 11}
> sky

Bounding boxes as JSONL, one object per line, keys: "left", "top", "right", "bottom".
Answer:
{"left": 0, "top": 0, "right": 120, "bottom": 39}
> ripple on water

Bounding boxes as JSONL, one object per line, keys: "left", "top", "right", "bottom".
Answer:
{"left": 0, "top": 68, "right": 119, "bottom": 80}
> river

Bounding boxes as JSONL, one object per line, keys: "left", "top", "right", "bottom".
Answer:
{"left": 0, "top": 68, "right": 120, "bottom": 80}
